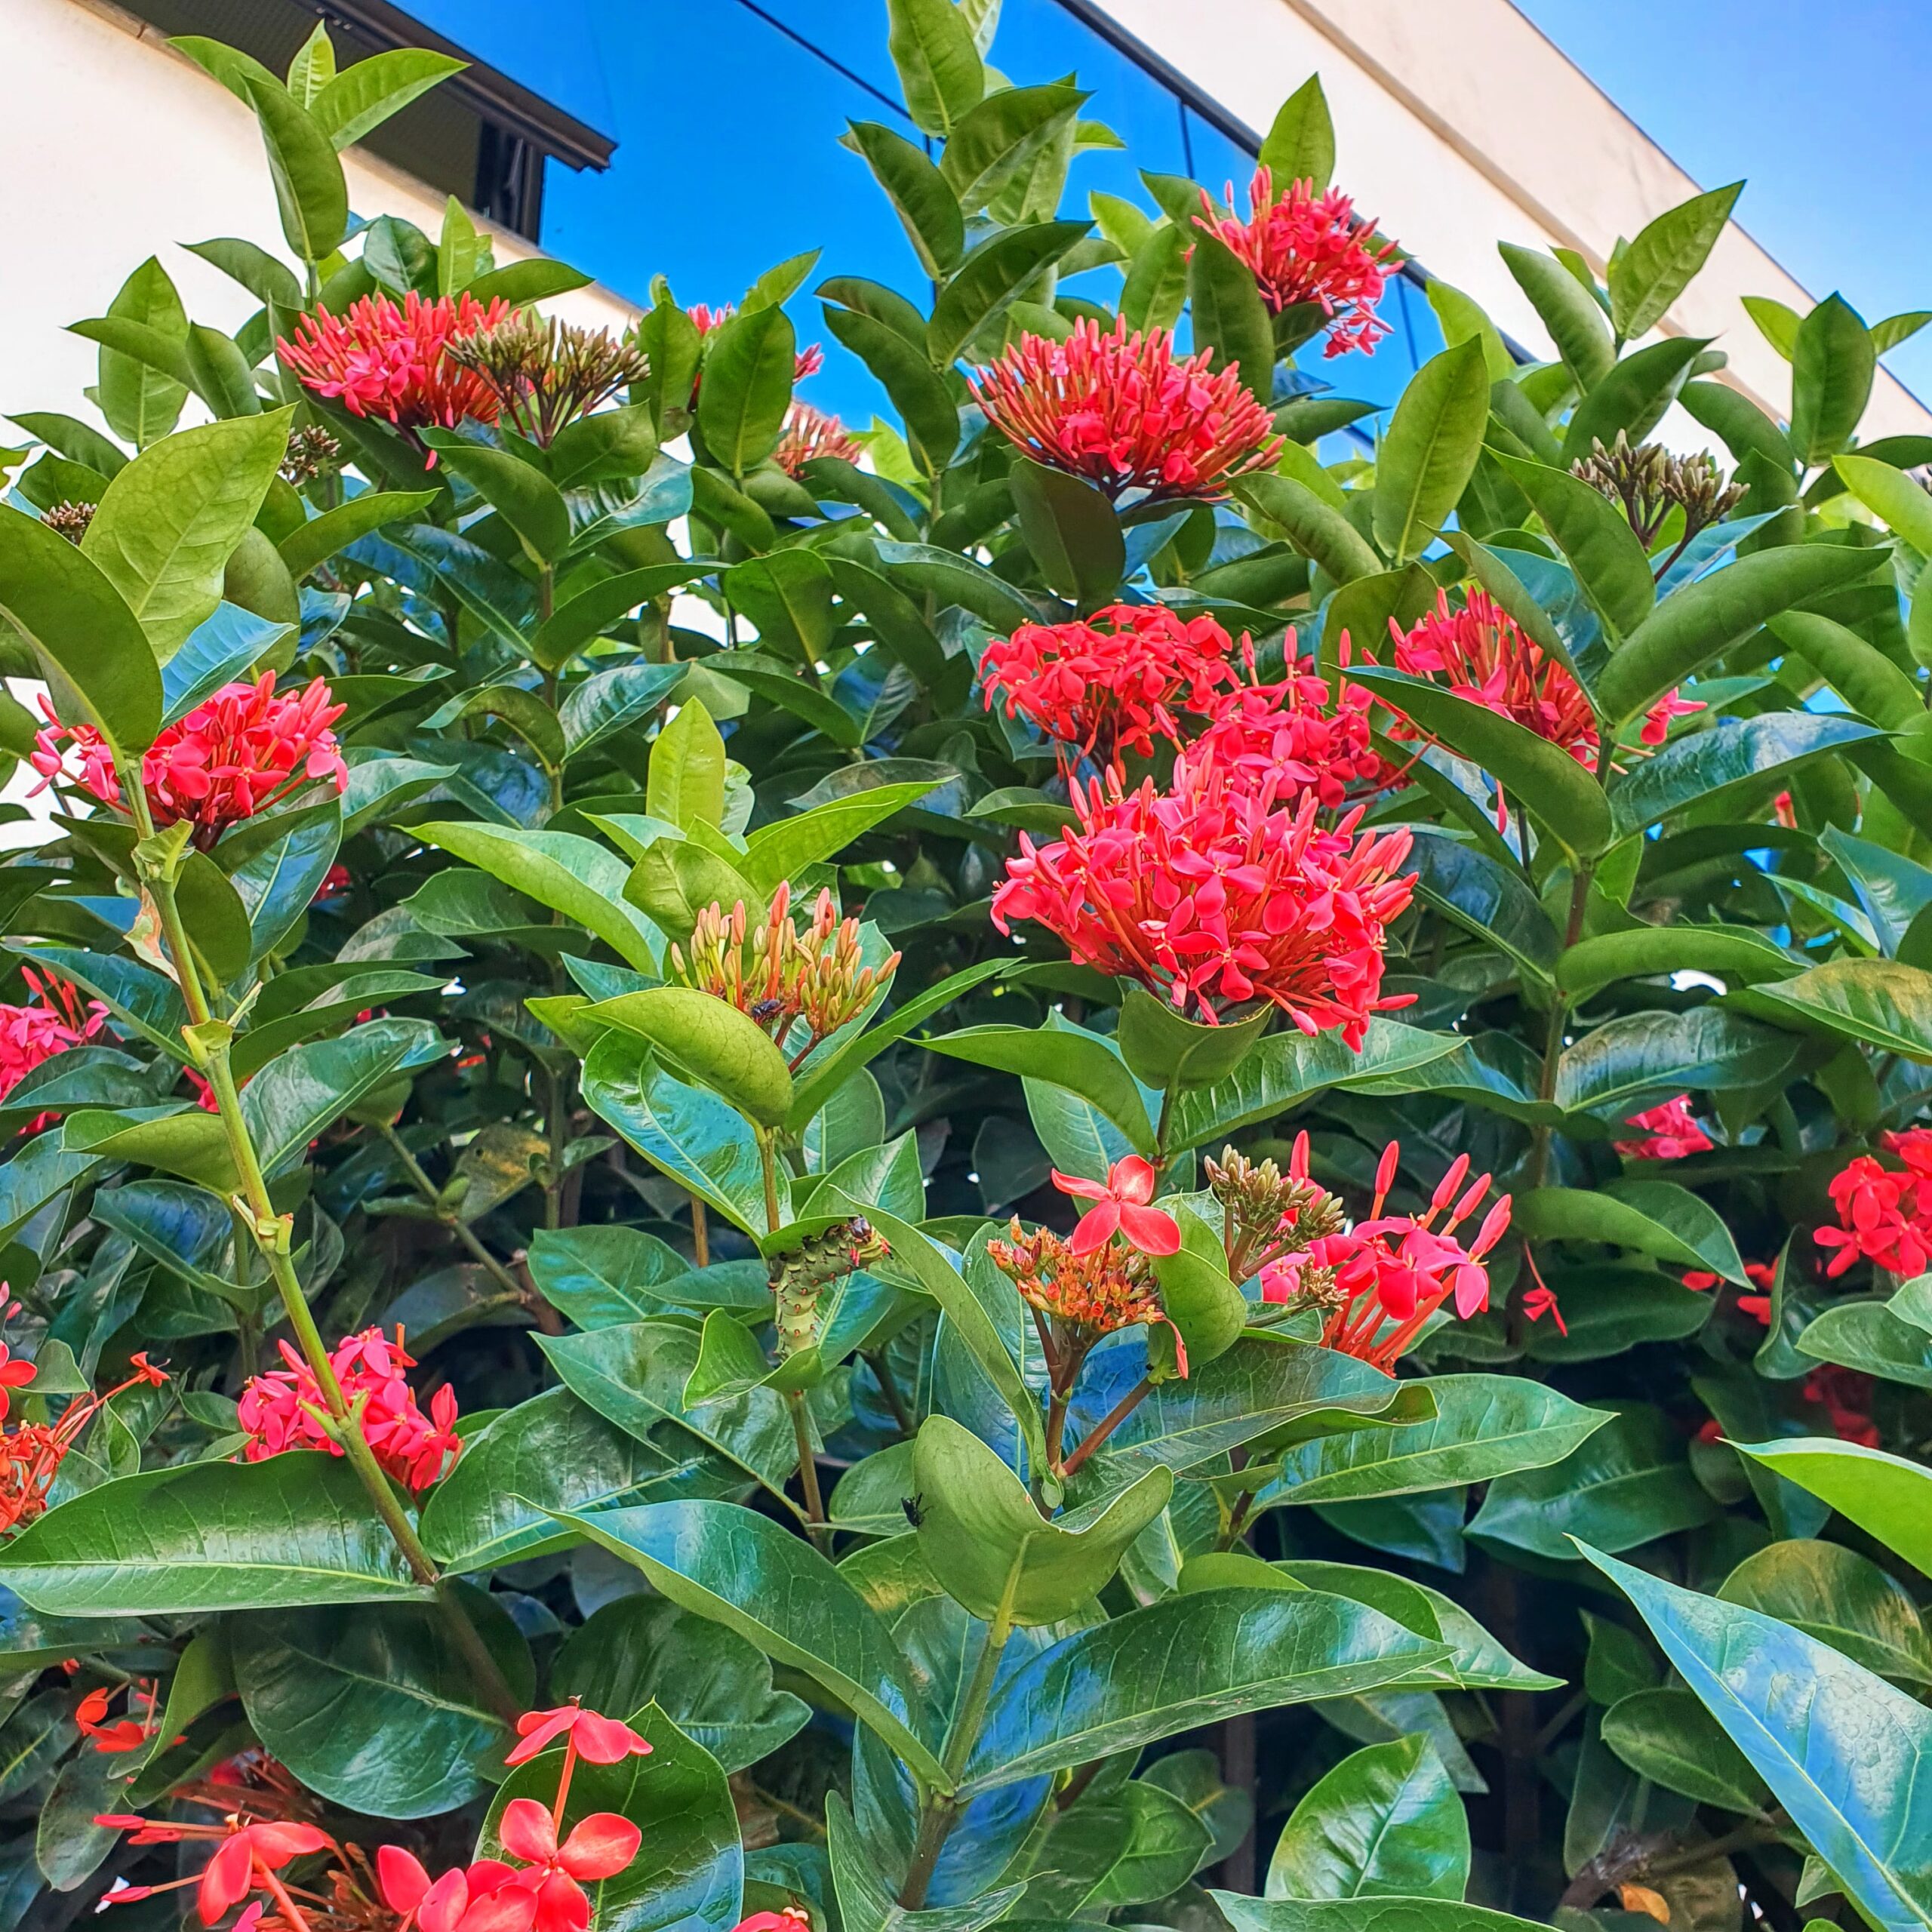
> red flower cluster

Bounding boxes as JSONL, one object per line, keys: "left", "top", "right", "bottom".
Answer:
{"left": 1195, "top": 168, "right": 1398, "bottom": 357}
{"left": 971, "top": 317, "right": 1282, "bottom": 504}
{"left": 0, "top": 968, "right": 105, "bottom": 1106}
{"left": 277, "top": 292, "right": 515, "bottom": 439}
{"left": 992, "top": 744, "right": 1415, "bottom": 1041}
{"left": 1373, "top": 589, "right": 1698, "bottom": 824}
{"left": 1260, "top": 1142, "right": 1510, "bottom": 1369}
{"left": 773, "top": 400, "right": 863, "bottom": 475}
{"left": 1816, "top": 1130, "right": 1932, "bottom": 1278}
{"left": 1193, "top": 656, "right": 1389, "bottom": 811}
{"left": 980, "top": 605, "right": 1244, "bottom": 763}
{"left": 238, "top": 1327, "right": 461, "bottom": 1494}
{"left": 1, "top": 1350, "right": 166, "bottom": 1535}
{"left": 1613, "top": 1096, "right": 1714, "bottom": 1161}
{"left": 77, "top": 1679, "right": 160, "bottom": 1754}
{"left": 34, "top": 674, "right": 348, "bottom": 851}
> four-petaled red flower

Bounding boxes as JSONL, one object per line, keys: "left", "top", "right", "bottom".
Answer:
{"left": 1260, "top": 1143, "right": 1512, "bottom": 1370}
{"left": 238, "top": 1326, "right": 462, "bottom": 1494}
{"left": 33, "top": 673, "right": 349, "bottom": 851}
{"left": 992, "top": 743, "right": 1416, "bottom": 1043}
{"left": 1373, "top": 589, "right": 1698, "bottom": 828}
{"left": 506, "top": 1703, "right": 652, "bottom": 1768}
{"left": 1054, "top": 1156, "right": 1182, "bottom": 1257}
{"left": 1613, "top": 1095, "right": 1715, "bottom": 1161}
{"left": 1816, "top": 1129, "right": 1932, "bottom": 1278}
{"left": 1194, "top": 167, "right": 1399, "bottom": 357}
{"left": 980, "top": 605, "right": 1244, "bottom": 764}
{"left": 277, "top": 291, "right": 516, "bottom": 443}
{"left": 196, "top": 1820, "right": 330, "bottom": 1927}
{"left": 497, "top": 1797, "right": 644, "bottom": 1932}
{"left": 76, "top": 1680, "right": 161, "bottom": 1754}
{"left": 971, "top": 317, "right": 1282, "bottom": 503}
{"left": 773, "top": 401, "right": 863, "bottom": 476}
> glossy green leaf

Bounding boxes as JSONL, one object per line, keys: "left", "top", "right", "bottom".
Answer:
{"left": 1719, "top": 1539, "right": 1932, "bottom": 1684}
{"left": 1404, "top": 832, "right": 1558, "bottom": 984}
{"left": 1008, "top": 457, "right": 1124, "bottom": 603}
{"left": 1609, "top": 712, "right": 1881, "bottom": 836}
{"left": 240, "top": 75, "right": 349, "bottom": 261}
{"left": 589, "top": 988, "right": 793, "bottom": 1130}
{"left": 1237, "top": 473, "right": 1380, "bottom": 584}
{"left": 1266, "top": 1735, "right": 1469, "bottom": 1900}
{"left": 1554, "top": 1008, "right": 1797, "bottom": 1117}
{"left": 886, "top": 0, "right": 983, "bottom": 136}
{"left": 1491, "top": 453, "right": 1652, "bottom": 636}
{"left": 1498, "top": 243, "right": 1613, "bottom": 388}
{"left": 422, "top": 436, "right": 571, "bottom": 562}
{"left": 1189, "top": 229, "right": 1277, "bottom": 403}
{"left": 93, "top": 257, "right": 189, "bottom": 448}
{"left": 927, "top": 221, "right": 1090, "bottom": 368}
{"left": 1561, "top": 337, "right": 1706, "bottom": 467}
{"left": 1737, "top": 1438, "right": 1932, "bottom": 1580}
{"left": 1372, "top": 340, "right": 1490, "bottom": 563}
{"left": 309, "top": 48, "right": 465, "bottom": 149}
{"left": 846, "top": 122, "right": 964, "bottom": 276}
{"left": 241, "top": 1016, "right": 445, "bottom": 1174}
{"left": 1754, "top": 958, "right": 1932, "bottom": 1059}
{"left": 1601, "top": 1684, "right": 1770, "bottom": 1813}
{"left": 1555, "top": 925, "right": 1795, "bottom": 1000}
{"left": 1259, "top": 75, "right": 1334, "bottom": 192}
{"left": 1512, "top": 1181, "right": 1746, "bottom": 1281}
{"left": 1607, "top": 183, "right": 1740, "bottom": 341}
{"left": 918, "top": 1021, "right": 1154, "bottom": 1155}
{"left": 1792, "top": 294, "right": 1877, "bottom": 465}
{"left": 699, "top": 306, "right": 797, "bottom": 477}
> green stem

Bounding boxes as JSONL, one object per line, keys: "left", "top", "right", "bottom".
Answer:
{"left": 786, "top": 1389, "right": 830, "bottom": 1553}
{"left": 756, "top": 1128, "right": 783, "bottom": 1235}
{"left": 899, "top": 1575, "right": 1017, "bottom": 1909}
{"left": 377, "top": 1121, "right": 529, "bottom": 1303}
{"left": 1527, "top": 864, "right": 1595, "bottom": 1192}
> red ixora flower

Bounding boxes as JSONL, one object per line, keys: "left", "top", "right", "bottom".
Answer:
{"left": 1192, "top": 650, "right": 1391, "bottom": 811}
{"left": 76, "top": 1679, "right": 162, "bottom": 1754}
{"left": 1803, "top": 1363, "right": 1879, "bottom": 1448}
{"left": 1816, "top": 1128, "right": 1932, "bottom": 1278}
{"left": 277, "top": 291, "right": 516, "bottom": 446}
{"left": 1194, "top": 167, "right": 1399, "bottom": 357}
{"left": 506, "top": 1702, "right": 651, "bottom": 1769}
{"left": 238, "top": 1326, "right": 461, "bottom": 1494}
{"left": 1372, "top": 588, "right": 1698, "bottom": 828}
{"left": 2, "top": 1351, "right": 166, "bottom": 1536}
{"left": 1260, "top": 1142, "right": 1511, "bottom": 1370}
{"left": 0, "top": 966, "right": 106, "bottom": 1110}
{"left": 773, "top": 400, "right": 863, "bottom": 476}
{"left": 971, "top": 317, "right": 1283, "bottom": 504}
{"left": 980, "top": 605, "right": 1244, "bottom": 764}
{"left": 991, "top": 743, "right": 1416, "bottom": 1043}
{"left": 1053, "top": 1156, "right": 1181, "bottom": 1257}
{"left": 33, "top": 673, "right": 349, "bottom": 851}
{"left": 1613, "top": 1096, "right": 1715, "bottom": 1161}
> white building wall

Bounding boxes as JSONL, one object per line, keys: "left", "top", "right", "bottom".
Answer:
{"left": 0, "top": 0, "right": 638, "bottom": 432}
{"left": 1094, "top": 0, "right": 1932, "bottom": 438}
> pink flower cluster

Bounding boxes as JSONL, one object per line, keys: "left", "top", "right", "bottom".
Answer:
{"left": 774, "top": 400, "right": 864, "bottom": 476}
{"left": 981, "top": 605, "right": 1243, "bottom": 762}
{"left": 0, "top": 968, "right": 105, "bottom": 1104}
{"left": 1816, "top": 1129, "right": 1932, "bottom": 1278}
{"left": 1260, "top": 1140, "right": 1512, "bottom": 1370}
{"left": 972, "top": 317, "right": 1282, "bottom": 503}
{"left": 237, "top": 1327, "right": 460, "bottom": 1494}
{"left": 1194, "top": 660, "right": 1388, "bottom": 811}
{"left": 277, "top": 291, "right": 515, "bottom": 436}
{"left": 1614, "top": 1095, "right": 1714, "bottom": 1161}
{"left": 991, "top": 743, "right": 1416, "bottom": 1041}
{"left": 1195, "top": 168, "right": 1399, "bottom": 356}
{"left": 34, "top": 673, "right": 347, "bottom": 851}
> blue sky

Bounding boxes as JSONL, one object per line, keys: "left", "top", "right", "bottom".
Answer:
{"left": 1515, "top": 0, "right": 1932, "bottom": 405}
{"left": 399, "top": 0, "right": 1932, "bottom": 417}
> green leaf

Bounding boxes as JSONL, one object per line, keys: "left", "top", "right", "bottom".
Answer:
{"left": 1236, "top": 473, "right": 1381, "bottom": 584}
{"left": 561, "top": 663, "right": 685, "bottom": 762}
{"left": 1513, "top": 1180, "right": 1746, "bottom": 1281}
{"left": 1266, "top": 1377, "right": 1609, "bottom": 1506}
{"left": 416, "top": 821, "right": 660, "bottom": 971}
{"left": 1189, "top": 229, "right": 1277, "bottom": 403}
{"left": 1601, "top": 1684, "right": 1770, "bottom": 1813}
{"left": 912, "top": 1415, "right": 1171, "bottom": 1623}
{"left": 589, "top": 987, "right": 793, "bottom": 1130}
{"left": 94, "top": 257, "right": 188, "bottom": 448}
{"left": 241, "top": 1017, "right": 445, "bottom": 1175}
{"left": 1469, "top": 1406, "right": 1715, "bottom": 1558}
{"left": 1266, "top": 1736, "right": 1469, "bottom": 1900}
{"left": 1498, "top": 243, "right": 1613, "bottom": 388}
{"left": 1834, "top": 451, "right": 1932, "bottom": 554}
{"left": 0, "top": 505, "right": 162, "bottom": 757}
{"left": 1404, "top": 830, "right": 1559, "bottom": 986}
{"left": 1753, "top": 959, "right": 1932, "bottom": 1060}
{"left": 823, "top": 304, "right": 961, "bottom": 469}
{"left": 918, "top": 1021, "right": 1155, "bottom": 1155}
{"left": 1719, "top": 1539, "right": 1932, "bottom": 1684}
{"left": 1561, "top": 337, "right": 1706, "bottom": 467}
{"left": 1770, "top": 609, "right": 1922, "bottom": 729}
{"left": 420, "top": 436, "right": 571, "bottom": 563}
{"left": 1116, "top": 986, "right": 1272, "bottom": 1093}
{"left": 1797, "top": 1301, "right": 1932, "bottom": 1389}
{"left": 421, "top": 1387, "right": 746, "bottom": 1575}
{"left": 828, "top": 1792, "right": 1021, "bottom": 1932}
{"left": 1792, "top": 294, "right": 1878, "bottom": 465}
{"left": 728, "top": 550, "right": 839, "bottom": 668}
{"left": 699, "top": 306, "right": 797, "bottom": 477}
{"left": 1607, "top": 183, "right": 1741, "bottom": 341}
{"left": 940, "top": 82, "right": 1086, "bottom": 215}
{"left": 277, "top": 488, "right": 436, "bottom": 580}
{"left": 1553, "top": 1008, "right": 1797, "bottom": 1117}
{"left": 1737, "top": 1438, "right": 1932, "bottom": 1580}
{"left": 648, "top": 697, "right": 728, "bottom": 829}
{"left": 1260, "top": 76, "right": 1335, "bottom": 192}
{"left": 583, "top": 1037, "right": 780, "bottom": 1235}
{"left": 1491, "top": 453, "right": 1652, "bottom": 636}
{"left": 1372, "top": 340, "right": 1489, "bottom": 563}
{"left": 0, "top": 1454, "right": 428, "bottom": 1614}
{"left": 481, "top": 1702, "right": 744, "bottom": 1932}
{"left": 552, "top": 1596, "right": 809, "bottom": 1773}
{"left": 1610, "top": 712, "right": 1880, "bottom": 837}
{"left": 1582, "top": 1542, "right": 1932, "bottom": 1932}
{"left": 742, "top": 782, "right": 941, "bottom": 891}
{"left": 961, "top": 1588, "right": 1449, "bottom": 1793}
{"left": 1595, "top": 543, "right": 1879, "bottom": 722}
{"left": 233, "top": 1593, "right": 527, "bottom": 1818}
{"left": 535, "top": 564, "right": 708, "bottom": 670}
{"left": 874, "top": 539, "right": 1041, "bottom": 629}
{"left": 927, "top": 221, "right": 1091, "bottom": 368}
{"left": 1009, "top": 458, "right": 1124, "bottom": 604}
{"left": 1349, "top": 666, "right": 1613, "bottom": 858}
{"left": 239, "top": 75, "right": 348, "bottom": 262}
{"left": 846, "top": 122, "right": 965, "bottom": 276}
{"left": 553, "top": 1497, "right": 950, "bottom": 1791}
{"left": 1427, "top": 281, "right": 1514, "bottom": 385}
{"left": 81, "top": 411, "right": 291, "bottom": 660}
{"left": 309, "top": 48, "right": 465, "bottom": 149}
{"left": 886, "top": 0, "right": 983, "bottom": 137}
